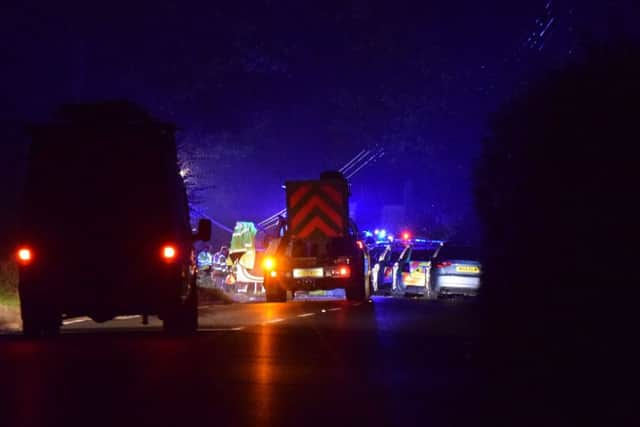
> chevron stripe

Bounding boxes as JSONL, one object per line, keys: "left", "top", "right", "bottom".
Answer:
{"left": 289, "top": 184, "right": 312, "bottom": 209}
{"left": 296, "top": 216, "right": 340, "bottom": 238}
{"left": 290, "top": 207, "right": 343, "bottom": 236}
{"left": 290, "top": 195, "right": 343, "bottom": 231}
{"left": 319, "top": 184, "right": 343, "bottom": 205}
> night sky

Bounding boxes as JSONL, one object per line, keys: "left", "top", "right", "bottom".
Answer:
{"left": 1, "top": 0, "right": 637, "bottom": 244}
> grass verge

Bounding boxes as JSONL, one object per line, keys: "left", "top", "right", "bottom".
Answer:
{"left": 0, "top": 258, "right": 19, "bottom": 308}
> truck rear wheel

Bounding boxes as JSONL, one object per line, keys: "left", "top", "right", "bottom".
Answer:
{"left": 265, "top": 279, "right": 287, "bottom": 302}
{"left": 346, "top": 267, "right": 369, "bottom": 302}
{"left": 163, "top": 285, "right": 198, "bottom": 334}
{"left": 345, "top": 257, "right": 369, "bottom": 302}
{"left": 21, "top": 297, "right": 60, "bottom": 337}
{"left": 345, "top": 280, "right": 366, "bottom": 301}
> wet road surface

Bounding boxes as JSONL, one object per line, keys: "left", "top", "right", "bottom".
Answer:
{"left": 0, "top": 296, "right": 484, "bottom": 427}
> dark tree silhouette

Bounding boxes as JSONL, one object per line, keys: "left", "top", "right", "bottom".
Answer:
{"left": 474, "top": 41, "right": 639, "bottom": 425}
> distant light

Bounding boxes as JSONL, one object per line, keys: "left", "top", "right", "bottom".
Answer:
{"left": 270, "top": 271, "right": 277, "bottom": 277}
{"left": 402, "top": 232, "right": 410, "bottom": 240}
{"left": 379, "top": 229, "right": 387, "bottom": 238}
{"left": 388, "top": 234, "right": 394, "bottom": 242}
{"left": 374, "top": 229, "right": 380, "bottom": 235}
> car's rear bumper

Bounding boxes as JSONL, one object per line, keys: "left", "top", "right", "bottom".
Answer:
{"left": 434, "top": 275, "right": 481, "bottom": 294}
{"left": 277, "top": 276, "right": 352, "bottom": 291}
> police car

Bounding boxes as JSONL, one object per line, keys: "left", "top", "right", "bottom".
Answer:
{"left": 392, "top": 239, "right": 444, "bottom": 297}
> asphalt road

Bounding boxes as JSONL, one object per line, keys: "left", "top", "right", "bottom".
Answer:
{"left": 0, "top": 295, "right": 485, "bottom": 427}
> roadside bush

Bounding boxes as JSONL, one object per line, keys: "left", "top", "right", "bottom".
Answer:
{"left": 474, "top": 41, "right": 639, "bottom": 424}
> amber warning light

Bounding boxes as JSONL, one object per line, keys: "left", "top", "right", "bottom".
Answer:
{"left": 263, "top": 257, "right": 276, "bottom": 270}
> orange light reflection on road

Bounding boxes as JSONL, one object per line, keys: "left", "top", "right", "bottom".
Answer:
{"left": 253, "top": 324, "right": 275, "bottom": 426}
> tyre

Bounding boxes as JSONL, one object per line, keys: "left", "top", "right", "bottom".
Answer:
{"left": 163, "top": 285, "right": 198, "bottom": 334}
{"left": 345, "top": 279, "right": 366, "bottom": 301}
{"left": 346, "top": 260, "right": 368, "bottom": 302}
{"left": 265, "top": 279, "right": 287, "bottom": 302}
{"left": 21, "top": 297, "right": 60, "bottom": 337}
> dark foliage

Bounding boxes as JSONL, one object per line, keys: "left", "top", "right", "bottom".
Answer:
{"left": 474, "top": 42, "right": 638, "bottom": 424}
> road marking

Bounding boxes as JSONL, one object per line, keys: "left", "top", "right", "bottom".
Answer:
{"left": 327, "top": 307, "right": 342, "bottom": 312}
{"left": 263, "top": 318, "right": 285, "bottom": 324}
{"left": 199, "top": 327, "right": 244, "bottom": 332}
{"left": 352, "top": 302, "right": 363, "bottom": 307}
{"left": 115, "top": 315, "right": 140, "bottom": 320}
{"left": 62, "top": 318, "right": 90, "bottom": 325}
{"left": 198, "top": 305, "right": 216, "bottom": 309}
{"left": 297, "top": 312, "right": 316, "bottom": 318}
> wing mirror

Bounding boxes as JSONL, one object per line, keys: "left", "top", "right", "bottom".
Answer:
{"left": 194, "top": 218, "right": 212, "bottom": 242}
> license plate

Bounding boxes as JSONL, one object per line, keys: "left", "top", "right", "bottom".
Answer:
{"left": 293, "top": 268, "right": 324, "bottom": 278}
{"left": 456, "top": 265, "right": 480, "bottom": 273}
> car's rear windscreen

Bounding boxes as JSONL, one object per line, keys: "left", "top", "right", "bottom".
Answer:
{"left": 410, "top": 249, "right": 437, "bottom": 261}
{"left": 437, "top": 246, "right": 479, "bottom": 260}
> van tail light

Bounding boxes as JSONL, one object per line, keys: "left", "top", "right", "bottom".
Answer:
{"left": 326, "top": 265, "right": 351, "bottom": 278}
{"left": 436, "top": 260, "right": 452, "bottom": 269}
{"left": 338, "top": 266, "right": 350, "bottom": 277}
{"left": 16, "top": 247, "right": 34, "bottom": 266}
{"left": 161, "top": 244, "right": 177, "bottom": 262}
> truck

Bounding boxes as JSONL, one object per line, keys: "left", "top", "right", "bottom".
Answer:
{"left": 262, "top": 171, "right": 370, "bottom": 302}
{"left": 15, "top": 101, "right": 211, "bottom": 336}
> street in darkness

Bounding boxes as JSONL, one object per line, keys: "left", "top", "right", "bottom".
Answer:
{"left": 0, "top": 296, "right": 483, "bottom": 427}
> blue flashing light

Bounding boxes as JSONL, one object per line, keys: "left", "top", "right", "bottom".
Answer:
{"left": 379, "top": 229, "right": 387, "bottom": 238}
{"left": 363, "top": 230, "right": 373, "bottom": 237}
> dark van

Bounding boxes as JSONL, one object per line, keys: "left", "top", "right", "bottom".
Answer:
{"left": 15, "top": 102, "right": 211, "bottom": 336}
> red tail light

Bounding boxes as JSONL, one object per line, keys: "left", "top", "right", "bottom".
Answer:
{"left": 16, "top": 247, "right": 33, "bottom": 266}
{"left": 436, "top": 261, "right": 452, "bottom": 269}
{"left": 161, "top": 244, "right": 177, "bottom": 262}
{"left": 356, "top": 240, "right": 364, "bottom": 250}
{"left": 338, "top": 266, "right": 350, "bottom": 277}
